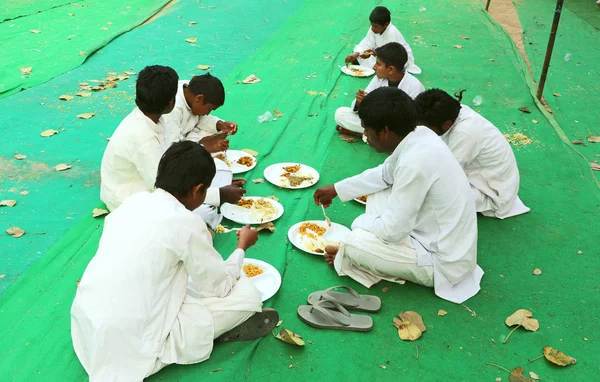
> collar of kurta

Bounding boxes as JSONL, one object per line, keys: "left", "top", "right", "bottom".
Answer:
{"left": 133, "top": 107, "right": 165, "bottom": 134}
{"left": 180, "top": 82, "right": 192, "bottom": 112}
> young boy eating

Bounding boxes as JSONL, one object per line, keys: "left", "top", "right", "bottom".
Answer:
{"left": 73, "top": 141, "right": 278, "bottom": 380}
{"left": 336, "top": 42, "right": 425, "bottom": 137}
{"left": 345, "top": 6, "right": 420, "bottom": 74}
{"left": 315, "top": 87, "right": 483, "bottom": 304}
{"left": 415, "top": 89, "right": 530, "bottom": 219}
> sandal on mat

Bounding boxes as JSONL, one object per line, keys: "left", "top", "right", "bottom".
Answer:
{"left": 298, "top": 299, "right": 373, "bottom": 332}
{"left": 307, "top": 285, "right": 381, "bottom": 313}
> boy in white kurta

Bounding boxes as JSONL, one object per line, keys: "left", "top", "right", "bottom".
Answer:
{"left": 345, "top": 6, "right": 420, "bottom": 74}
{"left": 336, "top": 42, "right": 425, "bottom": 136}
{"left": 315, "top": 88, "right": 483, "bottom": 304}
{"left": 415, "top": 89, "right": 530, "bottom": 219}
{"left": 72, "top": 141, "right": 278, "bottom": 381}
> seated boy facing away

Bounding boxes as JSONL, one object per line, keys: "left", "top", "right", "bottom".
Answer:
{"left": 415, "top": 89, "right": 530, "bottom": 219}
{"left": 336, "top": 42, "right": 425, "bottom": 137}
{"left": 100, "top": 66, "right": 244, "bottom": 227}
{"left": 72, "top": 141, "right": 278, "bottom": 381}
{"left": 345, "top": 6, "right": 420, "bottom": 74}
{"left": 315, "top": 87, "right": 483, "bottom": 304}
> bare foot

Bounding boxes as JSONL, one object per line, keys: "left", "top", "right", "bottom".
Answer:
{"left": 324, "top": 245, "right": 339, "bottom": 266}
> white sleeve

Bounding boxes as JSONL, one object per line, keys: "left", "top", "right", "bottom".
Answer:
{"left": 204, "top": 187, "right": 220, "bottom": 207}
{"left": 354, "top": 29, "right": 376, "bottom": 53}
{"left": 131, "top": 135, "right": 166, "bottom": 189}
{"left": 186, "top": 114, "right": 221, "bottom": 142}
{"left": 351, "top": 165, "right": 429, "bottom": 244}
{"left": 334, "top": 164, "right": 391, "bottom": 201}
{"left": 161, "top": 106, "right": 184, "bottom": 144}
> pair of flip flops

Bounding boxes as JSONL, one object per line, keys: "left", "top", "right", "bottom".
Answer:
{"left": 297, "top": 286, "right": 381, "bottom": 332}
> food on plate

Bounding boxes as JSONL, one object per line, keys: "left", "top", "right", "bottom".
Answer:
{"left": 288, "top": 174, "right": 314, "bottom": 187}
{"left": 283, "top": 164, "right": 301, "bottom": 173}
{"left": 215, "top": 224, "right": 227, "bottom": 234}
{"left": 237, "top": 198, "right": 254, "bottom": 209}
{"left": 214, "top": 153, "right": 231, "bottom": 166}
{"left": 250, "top": 199, "right": 278, "bottom": 222}
{"left": 243, "top": 263, "right": 264, "bottom": 278}
{"left": 297, "top": 222, "right": 339, "bottom": 253}
{"left": 237, "top": 156, "right": 254, "bottom": 167}
{"left": 299, "top": 222, "right": 327, "bottom": 237}
{"left": 349, "top": 67, "right": 365, "bottom": 76}
{"left": 357, "top": 195, "right": 368, "bottom": 203}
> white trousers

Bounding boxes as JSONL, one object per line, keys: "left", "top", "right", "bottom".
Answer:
{"left": 334, "top": 107, "right": 363, "bottom": 134}
{"left": 472, "top": 187, "right": 530, "bottom": 219}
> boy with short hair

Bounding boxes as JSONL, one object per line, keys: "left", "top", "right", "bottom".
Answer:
{"left": 315, "top": 87, "right": 483, "bottom": 304}
{"left": 73, "top": 141, "right": 278, "bottom": 380}
{"left": 415, "top": 89, "right": 530, "bottom": 219}
{"left": 336, "top": 42, "right": 425, "bottom": 137}
{"left": 345, "top": 6, "right": 420, "bottom": 74}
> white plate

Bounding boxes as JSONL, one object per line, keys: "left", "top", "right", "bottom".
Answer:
{"left": 340, "top": 64, "right": 375, "bottom": 78}
{"left": 212, "top": 150, "right": 257, "bottom": 174}
{"left": 263, "top": 162, "right": 320, "bottom": 189}
{"left": 242, "top": 258, "right": 281, "bottom": 302}
{"left": 221, "top": 196, "right": 284, "bottom": 225}
{"left": 287, "top": 220, "right": 351, "bottom": 256}
{"left": 354, "top": 197, "right": 367, "bottom": 205}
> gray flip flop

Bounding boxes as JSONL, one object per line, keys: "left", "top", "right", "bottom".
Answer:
{"left": 216, "top": 308, "right": 279, "bottom": 342}
{"left": 297, "top": 299, "right": 373, "bottom": 332}
{"left": 307, "top": 285, "right": 381, "bottom": 313}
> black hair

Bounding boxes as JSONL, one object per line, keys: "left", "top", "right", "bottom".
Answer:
{"left": 155, "top": 141, "right": 216, "bottom": 197}
{"left": 135, "top": 65, "right": 179, "bottom": 114}
{"left": 369, "top": 6, "right": 391, "bottom": 25}
{"left": 414, "top": 89, "right": 463, "bottom": 130}
{"left": 358, "top": 87, "right": 417, "bottom": 136}
{"left": 187, "top": 73, "right": 225, "bottom": 107}
{"left": 375, "top": 42, "right": 408, "bottom": 72}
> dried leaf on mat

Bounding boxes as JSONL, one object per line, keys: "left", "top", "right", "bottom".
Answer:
{"left": 505, "top": 309, "right": 539, "bottom": 331}
{"left": 340, "top": 134, "right": 358, "bottom": 143}
{"left": 453, "top": 45, "right": 463, "bottom": 49}
{"left": 543, "top": 346, "right": 576, "bottom": 366}
{"left": 438, "top": 310, "right": 448, "bottom": 316}
{"left": 241, "top": 148, "right": 259, "bottom": 156}
{"left": 0, "top": 200, "right": 17, "bottom": 207}
{"left": 276, "top": 320, "right": 283, "bottom": 327}
{"left": 459, "top": 35, "right": 469, "bottom": 39}
{"left": 397, "top": 321, "right": 422, "bottom": 341}
{"left": 307, "top": 91, "right": 318, "bottom": 95}
{"left": 55, "top": 163, "right": 72, "bottom": 172}
{"left": 41, "top": 129, "right": 58, "bottom": 137}
{"left": 30, "top": 29, "right": 41, "bottom": 34}
{"left": 59, "top": 95, "right": 74, "bottom": 101}
{"left": 76, "top": 91, "right": 92, "bottom": 97}
{"left": 571, "top": 140, "right": 587, "bottom": 146}
{"left": 552, "top": 93, "right": 561, "bottom": 97}
{"left": 188, "top": 21, "right": 197, "bottom": 25}
{"left": 185, "top": 37, "right": 197, "bottom": 43}
{"left": 591, "top": 163, "right": 600, "bottom": 171}
{"left": 197, "top": 65, "right": 210, "bottom": 70}
{"left": 273, "top": 327, "right": 305, "bottom": 346}
{"left": 92, "top": 208, "right": 109, "bottom": 218}
{"left": 7, "top": 227, "right": 25, "bottom": 238}
{"left": 509, "top": 367, "right": 534, "bottom": 382}
{"left": 257, "top": 222, "right": 276, "bottom": 233}
{"left": 123, "top": 71, "right": 136, "bottom": 76}
{"left": 588, "top": 136, "right": 600, "bottom": 143}
{"left": 0, "top": 274, "right": 6, "bottom": 279}
{"left": 79, "top": 51, "right": 86, "bottom": 56}
{"left": 20, "top": 191, "right": 29, "bottom": 195}
{"left": 529, "top": 371, "right": 540, "bottom": 380}
{"left": 518, "top": 107, "right": 531, "bottom": 114}
{"left": 77, "top": 112, "right": 95, "bottom": 119}
{"left": 533, "top": 268, "right": 542, "bottom": 275}
{"left": 14, "top": 154, "right": 27, "bottom": 160}
{"left": 273, "top": 109, "right": 284, "bottom": 117}
{"left": 242, "top": 74, "right": 261, "bottom": 84}
{"left": 252, "top": 178, "right": 264, "bottom": 184}
{"left": 399, "top": 311, "right": 426, "bottom": 332}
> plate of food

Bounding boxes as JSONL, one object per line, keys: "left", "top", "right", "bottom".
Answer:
{"left": 287, "top": 220, "right": 351, "bottom": 256}
{"left": 354, "top": 195, "right": 368, "bottom": 205}
{"left": 242, "top": 258, "right": 281, "bottom": 302}
{"left": 340, "top": 64, "right": 375, "bottom": 78}
{"left": 263, "top": 162, "right": 319, "bottom": 189}
{"left": 212, "top": 150, "right": 257, "bottom": 174}
{"left": 221, "top": 196, "right": 284, "bottom": 225}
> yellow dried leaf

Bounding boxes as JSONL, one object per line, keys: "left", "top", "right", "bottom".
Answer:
{"left": 6, "top": 227, "right": 25, "bottom": 238}
{"left": 241, "top": 148, "right": 258, "bottom": 156}
{"left": 92, "top": 208, "right": 109, "bottom": 218}
{"left": 529, "top": 371, "right": 540, "bottom": 380}
{"left": 0, "top": 200, "right": 17, "bottom": 207}
{"left": 588, "top": 136, "right": 600, "bottom": 143}
{"left": 76, "top": 91, "right": 92, "bottom": 97}
{"left": 438, "top": 309, "right": 448, "bottom": 316}
{"left": 591, "top": 163, "right": 600, "bottom": 171}
{"left": 505, "top": 309, "right": 539, "bottom": 331}
{"left": 273, "top": 327, "right": 305, "bottom": 346}
{"left": 189, "top": 21, "right": 197, "bottom": 25}
{"left": 533, "top": 268, "right": 542, "bottom": 275}
{"left": 20, "top": 190, "right": 29, "bottom": 195}
{"left": 459, "top": 35, "right": 469, "bottom": 39}
{"left": 123, "top": 71, "right": 136, "bottom": 76}
{"left": 0, "top": 274, "right": 5, "bottom": 278}
{"left": 543, "top": 346, "right": 576, "bottom": 366}
{"left": 30, "top": 29, "right": 41, "bottom": 34}
{"left": 20, "top": 67, "right": 32, "bottom": 75}
{"left": 68, "top": 13, "right": 75, "bottom": 16}
{"left": 252, "top": 178, "right": 264, "bottom": 184}
{"left": 552, "top": 92, "right": 561, "bottom": 97}
{"left": 276, "top": 320, "right": 283, "bottom": 327}
{"left": 77, "top": 112, "right": 95, "bottom": 119}
{"left": 397, "top": 321, "right": 422, "bottom": 341}
{"left": 185, "top": 37, "right": 197, "bottom": 43}
{"left": 453, "top": 45, "right": 464, "bottom": 49}
{"left": 14, "top": 154, "right": 27, "bottom": 160}
{"left": 242, "top": 74, "right": 261, "bottom": 84}
{"left": 197, "top": 65, "right": 210, "bottom": 70}
{"left": 399, "top": 311, "right": 426, "bottom": 332}
{"left": 509, "top": 367, "right": 534, "bottom": 382}
{"left": 59, "top": 95, "right": 74, "bottom": 101}
{"left": 55, "top": 163, "right": 71, "bottom": 171}
{"left": 101, "top": 27, "right": 108, "bottom": 30}
{"left": 273, "top": 109, "right": 284, "bottom": 117}
{"left": 41, "top": 129, "right": 58, "bottom": 137}
{"left": 414, "top": 35, "right": 422, "bottom": 39}
{"left": 307, "top": 91, "right": 318, "bottom": 95}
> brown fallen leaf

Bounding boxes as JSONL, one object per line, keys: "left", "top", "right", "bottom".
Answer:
{"left": 189, "top": 21, "right": 197, "bottom": 25}
{"left": 77, "top": 112, "right": 95, "bottom": 119}
{"left": 41, "top": 129, "right": 58, "bottom": 137}
{"left": 55, "top": 163, "right": 72, "bottom": 171}
{"left": 382, "top": 285, "right": 390, "bottom": 292}
{"left": 30, "top": 29, "right": 41, "bottom": 34}
{"left": 197, "top": 65, "right": 210, "bottom": 70}
{"left": 506, "top": 309, "right": 539, "bottom": 331}
{"left": 397, "top": 321, "right": 422, "bottom": 341}
{"left": 14, "top": 154, "right": 27, "bottom": 160}
{"left": 59, "top": 95, "right": 74, "bottom": 101}
{"left": 76, "top": 91, "right": 92, "bottom": 97}
{"left": 6, "top": 227, "right": 25, "bottom": 238}
{"left": 591, "top": 163, "right": 600, "bottom": 171}
{"left": 68, "top": 13, "right": 75, "bottom": 16}
{"left": 257, "top": 222, "right": 276, "bottom": 233}
{"left": 459, "top": 35, "right": 469, "bottom": 39}
{"left": 453, "top": 45, "right": 463, "bottom": 49}
{"left": 123, "top": 71, "right": 137, "bottom": 76}
{"left": 543, "top": 346, "right": 576, "bottom": 366}
{"left": 399, "top": 311, "right": 426, "bottom": 332}
{"left": 242, "top": 74, "right": 261, "bottom": 84}
{"left": 518, "top": 106, "right": 531, "bottom": 114}
{"left": 510, "top": 367, "right": 534, "bottom": 382}
{"left": 552, "top": 93, "right": 561, "bottom": 97}
{"left": 252, "top": 178, "right": 264, "bottom": 184}
{"left": 20, "top": 67, "right": 32, "bottom": 75}
{"left": 571, "top": 140, "right": 587, "bottom": 146}
{"left": 273, "top": 327, "right": 305, "bottom": 346}
{"left": 528, "top": 371, "right": 539, "bottom": 380}
{"left": 339, "top": 134, "right": 358, "bottom": 143}
{"left": 185, "top": 37, "right": 197, "bottom": 43}
{"left": 533, "top": 268, "right": 542, "bottom": 275}
{"left": 587, "top": 136, "right": 600, "bottom": 143}
{"left": 0, "top": 200, "right": 17, "bottom": 207}
{"left": 414, "top": 35, "right": 423, "bottom": 39}
{"left": 210, "top": 368, "right": 222, "bottom": 374}
{"left": 438, "top": 310, "right": 448, "bottom": 316}
{"left": 92, "top": 208, "right": 109, "bottom": 218}
{"left": 273, "top": 109, "right": 284, "bottom": 118}
{"left": 241, "top": 148, "right": 259, "bottom": 156}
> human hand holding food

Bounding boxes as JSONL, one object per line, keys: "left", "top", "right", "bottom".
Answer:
{"left": 236, "top": 225, "right": 259, "bottom": 251}
{"left": 355, "top": 89, "right": 367, "bottom": 106}
{"left": 201, "top": 132, "right": 229, "bottom": 153}
{"left": 313, "top": 185, "right": 338, "bottom": 208}
{"left": 345, "top": 52, "right": 360, "bottom": 65}
{"left": 359, "top": 49, "right": 375, "bottom": 58}
{"left": 217, "top": 120, "right": 238, "bottom": 135}
{"left": 220, "top": 185, "right": 246, "bottom": 204}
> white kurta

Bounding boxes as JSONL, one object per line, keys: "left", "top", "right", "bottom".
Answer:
{"left": 443, "top": 105, "right": 529, "bottom": 219}
{"left": 334, "top": 126, "right": 483, "bottom": 303}
{"left": 163, "top": 80, "right": 222, "bottom": 144}
{"left": 354, "top": 22, "right": 420, "bottom": 73}
{"left": 335, "top": 73, "right": 425, "bottom": 133}
{"left": 71, "top": 189, "right": 262, "bottom": 381}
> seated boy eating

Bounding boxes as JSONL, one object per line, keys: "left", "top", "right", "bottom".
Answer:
{"left": 336, "top": 42, "right": 425, "bottom": 137}
{"left": 72, "top": 141, "right": 278, "bottom": 380}
{"left": 315, "top": 87, "right": 483, "bottom": 304}
{"left": 415, "top": 89, "right": 530, "bottom": 219}
{"left": 345, "top": 6, "right": 420, "bottom": 74}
